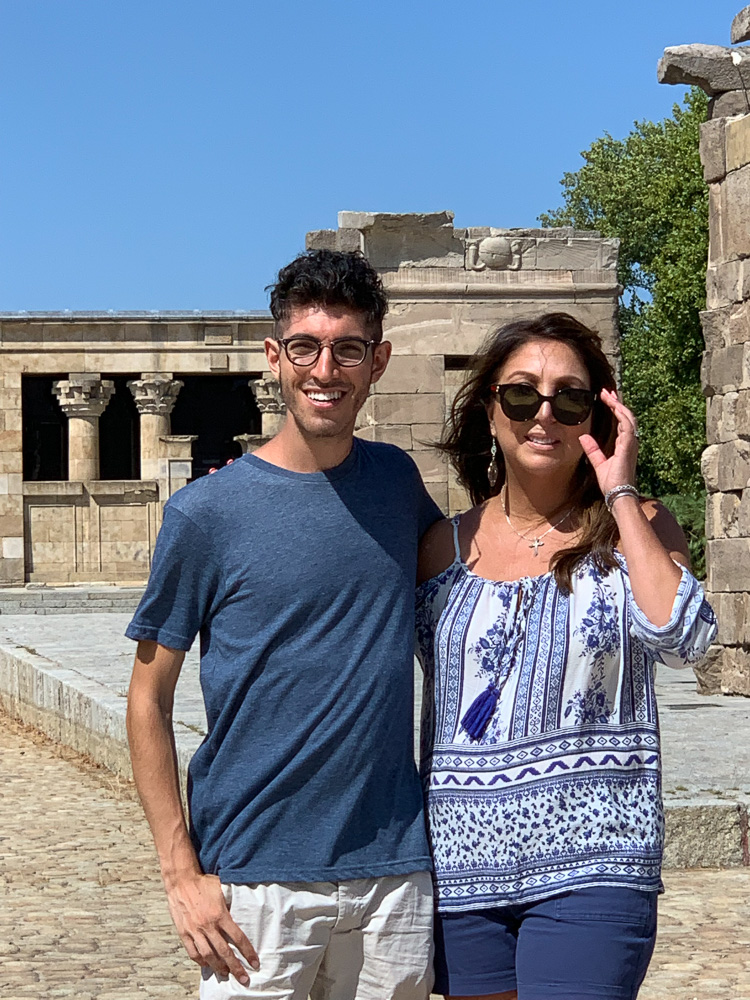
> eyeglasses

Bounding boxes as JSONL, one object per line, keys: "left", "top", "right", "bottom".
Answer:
{"left": 277, "top": 336, "right": 375, "bottom": 367}
{"left": 489, "top": 383, "right": 597, "bottom": 426}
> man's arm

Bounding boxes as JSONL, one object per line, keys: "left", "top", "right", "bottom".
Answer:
{"left": 126, "top": 640, "right": 259, "bottom": 985}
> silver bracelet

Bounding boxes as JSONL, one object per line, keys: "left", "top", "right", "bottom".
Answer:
{"left": 604, "top": 484, "right": 640, "bottom": 512}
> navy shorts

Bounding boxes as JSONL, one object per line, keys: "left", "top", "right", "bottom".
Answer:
{"left": 434, "top": 885, "right": 658, "bottom": 999}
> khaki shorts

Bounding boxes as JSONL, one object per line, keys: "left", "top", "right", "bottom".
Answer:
{"left": 200, "top": 872, "right": 434, "bottom": 1000}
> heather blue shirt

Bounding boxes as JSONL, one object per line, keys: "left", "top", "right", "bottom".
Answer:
{"left": 126, "top": 439, "right": 442, "bottom": 884}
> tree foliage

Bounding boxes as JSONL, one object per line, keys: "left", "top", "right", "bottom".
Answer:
{"left": 540, "top": 88, "right": 709, "bottom": 500}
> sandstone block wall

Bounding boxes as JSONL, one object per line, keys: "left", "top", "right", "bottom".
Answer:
{"left": 699, "top": 105, "right": 750, "bottom": 695}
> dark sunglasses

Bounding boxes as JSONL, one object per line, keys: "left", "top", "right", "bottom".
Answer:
{"left": 489, "top": 383, "right": 597, "bottom": 426}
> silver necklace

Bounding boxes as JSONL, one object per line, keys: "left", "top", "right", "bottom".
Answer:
{"left": 502, "top": 489, "right": 574, "bottom": 557}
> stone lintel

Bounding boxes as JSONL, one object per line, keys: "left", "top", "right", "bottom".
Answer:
{"left": 21, "top": 481, "right": 85, "bottom": 497}
{"left": 732, "top": 6, "right": 750, "bottom": 45}
{"left": 88, "top": 481, "right": 158, "bottom": 501}
{"left": 658, "top": 44, "right": 750, "bottom": 97}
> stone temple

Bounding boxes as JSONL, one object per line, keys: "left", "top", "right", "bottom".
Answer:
{"left": 0, "top": 211, "right": 620, "bottom": 588}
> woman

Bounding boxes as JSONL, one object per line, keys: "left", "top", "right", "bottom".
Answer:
{"left": 416, "top": 313, "right": 716, "bottom": 1000}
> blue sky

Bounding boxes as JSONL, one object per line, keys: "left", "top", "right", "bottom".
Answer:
{"left": 0, "top": 1, "right": 740, "bottom": 310}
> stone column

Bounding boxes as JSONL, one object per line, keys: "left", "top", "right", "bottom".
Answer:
{"left": 52, "top": 375, "right": 115, "bottom": 482}
{"left": 249, "top": 376, "right": 286, "bottom": 437}
{"left": 660, "top": 10, "right": 750, "bottom": 695}
{"left": 127, "top": 374, "right": 184, "bottom": 480}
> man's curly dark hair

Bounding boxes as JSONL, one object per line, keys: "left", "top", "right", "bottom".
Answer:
{"left": 267, "top": 249, "right": 388, "bottom": 341}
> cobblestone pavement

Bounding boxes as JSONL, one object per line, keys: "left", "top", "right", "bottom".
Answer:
{"left": 2, "top": 710, "right": 750, "bottom": 1000}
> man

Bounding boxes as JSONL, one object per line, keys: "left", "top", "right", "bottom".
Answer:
{"left": 125, "top": 249, "right": 442, "bottom": 999}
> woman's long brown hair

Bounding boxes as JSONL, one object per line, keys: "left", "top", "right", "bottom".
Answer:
{"left": 438, "top": 313, "right": 621, "bottom": 591}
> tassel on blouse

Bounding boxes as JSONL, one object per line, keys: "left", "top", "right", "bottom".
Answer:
{"left": 461, "top": 682, "right": 500, "bottom": 741}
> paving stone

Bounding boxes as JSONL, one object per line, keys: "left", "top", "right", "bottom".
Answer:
{"left": 2, "top": 712, "right": 750, "bottom": 998}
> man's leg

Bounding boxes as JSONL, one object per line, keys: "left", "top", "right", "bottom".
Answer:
{"left": 200, "top": 882, "right": 338, "bottom": 999}
{"left": 310, "top": 872, "right": 434, "bottom": 1000}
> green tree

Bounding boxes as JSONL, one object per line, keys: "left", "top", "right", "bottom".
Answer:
{"left": 540, "top": 90, "right": 708, "bottom": 488}
{"left": 540, "top": 88, "right": 709, "bottom": 572}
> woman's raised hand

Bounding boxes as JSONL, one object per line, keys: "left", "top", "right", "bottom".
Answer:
{"left": 578, "top": 388, "right": 639, "bottom": 497}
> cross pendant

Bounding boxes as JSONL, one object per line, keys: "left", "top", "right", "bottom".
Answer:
{"left": 529, "top": 538, "right": 543, "bottom": 556}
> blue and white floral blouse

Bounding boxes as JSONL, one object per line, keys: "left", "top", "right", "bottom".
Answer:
{"left": 416, "top": 517, "right": 717, "bottom": 912}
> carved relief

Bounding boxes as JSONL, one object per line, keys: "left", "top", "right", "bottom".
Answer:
{"left": 465, "top": 236, "right": 522, "bottom": 271}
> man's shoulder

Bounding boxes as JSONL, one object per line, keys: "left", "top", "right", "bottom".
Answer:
{"left": 356, "top": 437, "right": 420, "bottom": 476}
{"left": 166, "top": 459, "right": 253, "bottom": 530}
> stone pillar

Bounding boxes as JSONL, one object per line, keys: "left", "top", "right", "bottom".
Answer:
{"left": 249, "top": 376, "right": 286, "bottom": 437}
{"left": 234, "top": 434, "right": 264, "bottom": 455}
{"left": 52, "top": 375, "right": 115, "bottom": 482}
{"left": 660, "top": 8, "right": 750, "bottom": 695}
{"left": 127, "top": 373, "right": 184, "bottom": 480}
{"left": 159, "top": 435, "right": 197, "bottom": 498}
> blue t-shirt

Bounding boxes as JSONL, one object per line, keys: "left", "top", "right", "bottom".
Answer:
{"left": 126, "top": 439, "right": 442, "bottom": 884}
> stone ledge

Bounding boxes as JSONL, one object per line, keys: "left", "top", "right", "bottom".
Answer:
{"left": 0, "top": 643, "right": 198, "bottom": 804}
{"left": 0, "top": 632, "right": 747, "bottom": 870}
{"left": 663, "top": 799, "right": 749, "bottom": 868}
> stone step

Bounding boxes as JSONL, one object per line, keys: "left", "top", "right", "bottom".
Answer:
{"left": 0, "top": 587, "right": 144, "bottom": 614}
{"left": 0, "top": 618, "right": 747, "bottom": 870}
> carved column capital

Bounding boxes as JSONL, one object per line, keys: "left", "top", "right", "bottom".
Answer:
{"left": 128, "top": 374, "right": 184, "bottom": 416}
{"left": 248, "top": 376, "right": 286, "bottom": 414}
{"left": 52, "top": 375, "right": 115, "bottom": 418}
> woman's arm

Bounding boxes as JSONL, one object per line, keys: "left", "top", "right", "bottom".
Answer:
{"left": 608, "top": 496, "right": 687, "bottom": 626}
{"left": 417, "top": 517, "right": 456, "bottom": 585}
{"left": 579, "top": 388, "right": 686, "bottom": 627}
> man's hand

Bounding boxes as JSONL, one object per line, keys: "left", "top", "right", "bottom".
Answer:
{"left": 166, "top": 871, "right": 260, "bottom": 985}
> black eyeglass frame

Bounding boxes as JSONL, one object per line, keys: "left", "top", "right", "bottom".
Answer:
{"left": 277, "top": 336, "right": 376, "bottom": 368}
{"left": 488, "top": 383, "right": 598, "bottom": 426}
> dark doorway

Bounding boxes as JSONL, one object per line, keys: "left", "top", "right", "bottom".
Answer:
{"left": 170, "top": 375, "right": 262, "bottom": 479}
{"left": 22, "top": 376, "right": 68, "bottom": 481}
{"left": 100, "top": 375, "right": 140, "bottom": 480}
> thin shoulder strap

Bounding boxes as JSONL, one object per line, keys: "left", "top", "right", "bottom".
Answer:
{"left": 451, "top": 515, "right": 463, "bottom": 565}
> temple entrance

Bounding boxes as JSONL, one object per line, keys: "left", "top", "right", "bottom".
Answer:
{"left": 100, "top": 375, "right": 140, "bottom": 480}
{"left": 170, "top": 375, "right": 262, "bottom": 479}
{"left": 22, "top": 376, "right": 68, "bottom": 481}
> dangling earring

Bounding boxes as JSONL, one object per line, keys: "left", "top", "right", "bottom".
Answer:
{"left": 487, "top": 437, "right": 499, "bottom": 489}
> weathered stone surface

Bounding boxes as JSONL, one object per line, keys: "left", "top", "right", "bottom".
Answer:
{"left": 372, "top": 355, "right": 444, "bottom": 394}
{"left": 701, "top": 303, "right": 750, "bottom": 350}
{"left": 354, "top": 425, "right": 413, "bottom": 450}
{"left": 706, "top": 260, "right": 741, "bottom": 309}
{"left": 732, "top": 5, "right": 750, "bottom": 45}
{"left": 658, "top": 44, "right": 750, "bottom": 97}
{"left": 693, "top": 643, "right": 724, "bottom": 694}
{"left": 712, "top": 591, "right": 750, "bottom": 645}
{"left": 702, "top": 439, "right": 750, "bottom": 491}
{"left": 722, "top": 164, "right": 750, "bottom": 260}
{"left": 410, "top": 449, "right": 447, "bottom": 484}
{"left": 663, "top": 801, "right": 748, "bottom": 867}
{"left": 705, "top": 389, "right": 750, "bottom": 441}
{"left": 357, "top": 392, "right": 445, "bottom": 427}
{"left": 706, "top": 490, "right": 741, "bottom": 538}
{"left": 701, "top": 343, "right": 748, "bottom": 394}
{"left": 726, "top": 113, "right": 750, "bottom": 172}
{"left": 706, "top": 392, "right": 732, "bottom": 443}
{"left": 721, "top": 643, "right": 750, "bottom": 694}
{"left": 706, "top": 536, "right": 750, "bottom": 591}
{"left": 709, "top": 89, "right": 750, "bottom": 119}
{"left": 701, "top": 119, "right": 728, "bottom": 183}
{"left": 708, "top": 183, "right": 725, "bottom": 265}
{"left": 305, "top": 229, "right": 336, "bottom": 251}
{"left": 338, "top": 211, "right": 464, "bottom": 269}
{"left": 534, "top": 239, "right": 602, "bottom": 271}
